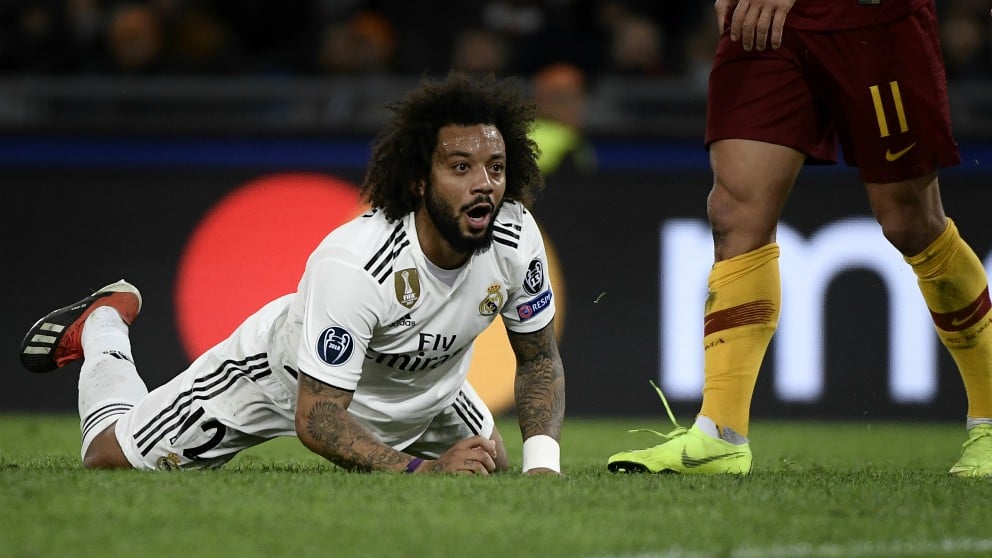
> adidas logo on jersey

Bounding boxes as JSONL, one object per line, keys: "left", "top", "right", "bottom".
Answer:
{"left": 388, "top": 314, "right": 416, "bottom": 328}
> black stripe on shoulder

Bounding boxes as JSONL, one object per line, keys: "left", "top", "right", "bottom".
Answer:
{"left": 493, "top": 220, "right": 522, "bottom": 249}
{"left": 376, "top": 237, "right": 410, "bottom": 284}
{"left": 364, "top": 223, "right": 405, "bottom": 272}
{"left": 493, "top": 236, "right": 518, "bottom": 248}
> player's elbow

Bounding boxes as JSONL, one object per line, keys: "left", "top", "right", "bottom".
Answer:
{"left": 293, "top": 404, "right": 356, "bottom": 470}
{"left": 294, "top": 404, "right": 319, "bottom": 451}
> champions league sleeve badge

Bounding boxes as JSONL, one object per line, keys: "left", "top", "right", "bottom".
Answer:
{"left": 316, "top": 325, "right": 354, "bottom": 366}
{"left": 523, "top": 258, "right": 545, "bottom": 295}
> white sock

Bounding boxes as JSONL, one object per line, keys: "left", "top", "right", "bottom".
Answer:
{"left": 693, "top": 415, "right": 720, "bottom": 439}
{"left": 77, "top": 307, "right": 148, "bottom": 460}
{"left": 966, "top": 417, "right": 992, "bottom": 430}
{"left": 694, "top": 414, "right": 749, "bottom": 445}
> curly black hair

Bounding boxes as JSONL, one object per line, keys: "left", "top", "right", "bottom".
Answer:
{"left": 361, "top": 72, "right": 544, "bottom": 222}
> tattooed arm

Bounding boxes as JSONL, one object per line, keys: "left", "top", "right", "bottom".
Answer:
{"left": 295, "top": 373, "right": 498, "bottom": 474}
{"left": 507, "top": 319, "right": 566, "bottom": 474}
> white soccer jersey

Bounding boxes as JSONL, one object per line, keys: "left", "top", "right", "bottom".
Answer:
{"left": 277, "top": 201, "right": 556, "bottom": 448}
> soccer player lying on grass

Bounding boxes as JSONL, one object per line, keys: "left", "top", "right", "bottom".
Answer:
{"left": 19, "top": 73, "right": 565, "bottom": 475}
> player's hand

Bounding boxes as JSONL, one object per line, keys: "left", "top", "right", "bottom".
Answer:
{"left": 413, "top": 435, "right": 497, "bottom": 475}
{"left": 717, "top": 0, "right": 794, "bottom": 51}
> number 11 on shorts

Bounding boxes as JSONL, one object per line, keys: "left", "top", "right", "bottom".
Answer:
{"left": 869, "top": 81, "right": 910, "bottom": 138}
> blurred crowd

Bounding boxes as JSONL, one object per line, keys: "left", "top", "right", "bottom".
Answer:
{"left": 0, "top": 1, "right": 678, "bottom": 80}
{"left": 2, "top": 0, "right": 990, "bottom": 81}
{"left": 2, "top": 1, "right": 988, "bottom": 81}
{"left": 942, "top": 0, "right": 992, "bottom": 81}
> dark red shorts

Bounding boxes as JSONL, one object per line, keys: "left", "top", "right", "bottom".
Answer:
{"left": 705, "top": 2, "right": 960, "bottom": 183}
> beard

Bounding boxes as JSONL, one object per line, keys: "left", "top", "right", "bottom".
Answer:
{"left": 423, "top": 184, "right": 498, "bottom": 255}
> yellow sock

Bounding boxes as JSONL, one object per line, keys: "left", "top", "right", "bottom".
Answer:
{"left": 699, "top": 243, "right": 781, "bottom": 437}
{"left": 906, "top": 218, "right": 992, "bottom": 419}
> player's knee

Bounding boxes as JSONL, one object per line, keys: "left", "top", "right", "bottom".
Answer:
{"left": 879, "top": 221, "right": 912, "bottom": 253}
{"left": 82, "top": 426, "right": 133, "bottom": 469}
{"left": 707, "top": 195, "right": 777, "bottom": 258}
{"left": 707, "top": 183, "right": 770, "bottom": 236}
{"left": 878, "top": 218, "right": 940, "bottom": 256}
{"left": 706, "top": 183, "right": 734, "bottom": 231}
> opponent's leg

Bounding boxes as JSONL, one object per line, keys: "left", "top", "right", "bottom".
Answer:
{"left": 702, "top": 140, "right": 802, "bottom": 439}
{"left": 903, "top": 218, "right": 992, "bottom": 425}
{"left": 609, "top": 139, "right": 802, "bottom": 474}
{"left": 19, "top": 280, "right": 145, "bottom": 469}
{"left": 869, "top": 175, "right": 992, "bottom": 477}
{"left": 918, "top": 222, "right": 992, "bottom": 477}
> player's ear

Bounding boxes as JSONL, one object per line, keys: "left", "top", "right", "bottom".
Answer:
{"left": 410, "top": 180, "right": 425, "bottom": 198}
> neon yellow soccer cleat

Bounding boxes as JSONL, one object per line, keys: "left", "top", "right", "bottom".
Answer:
{"left": 607, "top": 381, "right": 752, "bottom": 475}
{"left": 949, "top": 424, "right": 992, "bottom": 478}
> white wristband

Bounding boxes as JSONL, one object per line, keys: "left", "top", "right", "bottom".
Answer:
{"left": 521, "top": 434, "right": 560, "bottom": 473}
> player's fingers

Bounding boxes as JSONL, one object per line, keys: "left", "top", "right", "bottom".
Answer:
{"left": 450, "top": 448, "right": 494, "bottom": 474}
{"left": 753, "top": 7, "right": 773, "bottom": 51}
{"left": 453, "top": 435, "right": 492, "bottom": 452}
{"left": 475, "top": 437, "right": 497, "bottom": 458}
{"left": 739, "top": 4, "right": 762, "bottom": 51}
{"left": 460, "top": 455, "right": 491, "bottom": 475}
{"left": 769, "top": 7, "right": 788, "bottom": 49}
{"left": 471, "top": 447, "right": 497, "bottom": 472}
{"left": 714, "top": 0, "right": 728, "bottom": 35}
{"left": 458, "top": 436, "right": 497, "bottom": 461}
{"left": 729, "top": 0, "right": 749, "bottom": 43}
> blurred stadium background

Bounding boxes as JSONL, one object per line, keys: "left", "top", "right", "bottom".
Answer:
{"left": 3, "top": 0, "right": 992, "bottom": 422}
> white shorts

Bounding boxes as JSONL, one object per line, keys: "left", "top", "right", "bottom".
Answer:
{"left": 114, "top": 297, "right": 494, "bottom": 470}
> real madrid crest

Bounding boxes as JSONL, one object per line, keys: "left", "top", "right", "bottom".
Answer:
{"left": 394, "top": 268, "right": 421, "bottom": 308}
{"left": 479, "top": 282, "right": 504, "bottom": 316}
{"left": 156, "top": 452, "right": 181, "bottom": 470}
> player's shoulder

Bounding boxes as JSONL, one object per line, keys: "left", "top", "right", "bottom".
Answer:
{"left": 492, "top": 201, "right": 542, "bottom": 252}
{"left": 312, "top": 209, "right": 413, "bottom": 283}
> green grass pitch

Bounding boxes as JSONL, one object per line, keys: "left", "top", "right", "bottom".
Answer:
{"left": 3, "top": 414, "right": 992, "bottom": 558}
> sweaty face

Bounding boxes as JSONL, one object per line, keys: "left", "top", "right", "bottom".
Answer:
{"left": 423, "top": 124, "right": 507, "bottom": 256}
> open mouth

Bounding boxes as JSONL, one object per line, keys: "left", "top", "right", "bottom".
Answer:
{"left": 465, "top": 203, "right": 494, "bottom": 231}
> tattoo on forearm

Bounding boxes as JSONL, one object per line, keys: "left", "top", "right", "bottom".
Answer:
{"left": 510, "top": 323, "right": 565, "bottom": 440}
{"left": 300, "top": 374, "right": 338, "bottom": 396}
{"left": 300, "top": 375, "right": 407, "bottom": 472}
